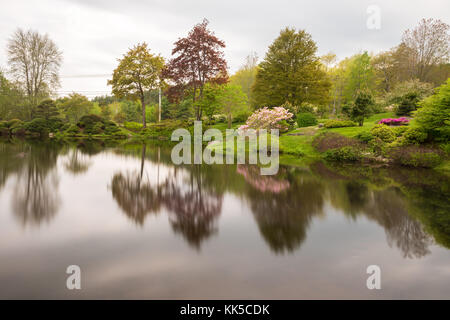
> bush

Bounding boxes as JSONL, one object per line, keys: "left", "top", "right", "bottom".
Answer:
{"left": 91, "top": 122, "right": 104, "bottom": 134}
{"left": 389, "top": 145, "right": 443, "bottom": 168}
{"left": 391, "top": 126, "right": 409, "bottom": 137}
{"left": 124, "top": 121, "right": 143, "bottom": 132}
{"left": 239, "top": 107, "right": 293, "bottom": 132}
{"left": 324, "top": 146, "right": 362, "bottom": 162}
{"left": 296, "top": 112, "right": 318, "bottom": 127}
{"left": 371, "top": 124, "right": 395, "bottom": 143}
{"left": 46, "top": 117, "right": 65, "bottom": 133}
{"left": 415, "top": 79, "right": 450, "bottom": 142}
{"left": 356, "top": 131, "right": 374, "bottom": 143}
{"left": 65, "top": 124, "right": 80, "bottom": 135}
{"left": 77, "top": 114, "right": 104, "bottom": 134}
{"left": 312, "top": 132, "right": 362, "bottom": 152}
{"left": 141, "top": 119, "right": 187, "bottom": 138}
{"left": 402, "top": 127, "right": 428, "bottom": 144}
{"left": 24, "top": 118, "right": 48, "bottom": 136}
{"left": 324, "top": 119, "right": 357, "bottom": 128}
{"left": 104, "top": 121, "right": 121, "bottom": 135}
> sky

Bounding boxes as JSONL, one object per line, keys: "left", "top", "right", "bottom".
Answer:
{"left": 0, "top": 0, "right": 449, "bottom": 97}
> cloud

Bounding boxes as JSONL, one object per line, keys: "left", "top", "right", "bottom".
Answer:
{"left": 0, "top": 0, "right": 448, "bottom": 96}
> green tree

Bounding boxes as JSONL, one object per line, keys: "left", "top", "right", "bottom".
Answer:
{"left": 217, "top": 84, "right": 249, "bottom": 128}
{"left": 252, "top": 27, "right": 331, "bottom": 108}
{"left": 351, "top": 91, "right": 374, "bottom": 126}
{"left": 59, "top": 93, "right": 92, "bottom": 123}
{"left": 0, "top": 71, "right": 24, "bottom": 120}
{"left": 344, "top": 52, "right": 375, "bottom": 101}
{"left": 230, "top": 52, "right": 258, "bottom": 107}
{"left": 415, "top": 79, "right": 450, "bottom": 142}
{"left": 108, "top": 43, "right": 165, "bottom": 128}
{"left": 35, "top": 99, "right": 59, "bottom": 120}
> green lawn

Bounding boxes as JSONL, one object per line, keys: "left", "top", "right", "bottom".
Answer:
{"left": 322, "top": 112, "right": 394, "bottom": 137}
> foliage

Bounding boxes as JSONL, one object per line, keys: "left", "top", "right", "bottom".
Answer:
{"left": 58, "top": 93, "right": 92, "bottom": 123}
{"left": 351, "top": 90, "right": 374, "bottom": 126}
{"left": 141, "top": 119, "right": 187, "bottom": 138}
{"left": 252, "top": 27, "right": 331, "bottom": 107}
{"left": 415, "top": 79, "right": 450, "bottom": 142}
{"left": 216, "top": 83, "right": 249, "bottom": 128}
{"left": 296, "top": 112, "right": 317, "bottom": 127}
{"left": 371, "top": 124, "right": 396, "bottom": 143}
{"left": 389, "top": 145, "right": 443, "bottom": 167}
{"left": 108, "top": 43, "right": 165, "bottom": 127}
{"left": 239, "top": 107, "right": 293, "bottom": 132}
{"left": 312, "top": 132, "right": 362, "bottom": 152}
{"left": 401, "top": 127, "right": 428, "bottom": 144}
{"left": 24, "top": 118, "right": 48, "bottom": 136}
{"left": 355, "top": 131, "right": 374, "bottom": 143}
{"left": 344, "top": 52, "right": 375, "bottom": 101}
{"left": 35, "top": 99, "right": 59, "bottom": 120}
{"left": 324, "top": 146, "right": 362, "bottom": 162}
{"left": 163, "top": 19, "right": 228, "bottom": 120}
{"left": 124, "top": 121, "right": 143, "bottom": 132}
{"left": 324, "top": 119, "right": 357, "bottom": 128}
{"left": 230, "top": 52, "right": 258, "bottom": 106}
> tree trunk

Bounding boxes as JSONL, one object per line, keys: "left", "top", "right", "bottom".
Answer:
{"left": 141, "top": 96, "right": 146, "bottom": 128}
{"left": 227, "top": 114, "right": 232, "bottom": 129}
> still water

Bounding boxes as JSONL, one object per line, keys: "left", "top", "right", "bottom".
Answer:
{"left": 0, "top": 139, "right": 449, "bottom": 299}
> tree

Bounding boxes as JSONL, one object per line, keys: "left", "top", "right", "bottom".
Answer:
{"left": 7, "top": 28, "right": 62, "bottom": 107}
{"left": 230, "top": 52, "right": 258, "bottom": 107}
{"left": 252, "top": 27, "right": 331, "bottom": 108}
{"left": 415, "top": 79, "right": 450, "bottom": 142}
{"left": 344, "top": 52, "right": 375, "bottom": 101}
{"left": 217, "top": 84, "right": 249, "bottom": 128}
{"left": 108, "top": 43, "right": 165, "bottom": 128}
{"left": 0, "top": 71, "right": 24, "bottom": 120}
{"left": 351, "top": 91, "right": 374, "bottom": 126}
{"left": 163, "top": 19, "right": 228, "bottom": 120}
{"left": 386, "top": 79, "right": 434, "bottom": 115}
{"left": 58, "top": 93, "right": 92, "bottom": 123}
{"left": 35, "top": 99, "right": 59, "bottom": 120}
{"left": 401, "top": 18, "right": 450, "bottom": 82}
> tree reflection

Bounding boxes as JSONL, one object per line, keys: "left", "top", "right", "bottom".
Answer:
{"left": 241, "top": 166, "right": 324, "bottom": 254}
{"left": 63, "top": 148, "right": 91, "bottom": 175}
{"left": 110, "top": 145, "right": 224, "bottom": 249}
{"left": 12, "top": 142, "right": 61, "bottom": 227}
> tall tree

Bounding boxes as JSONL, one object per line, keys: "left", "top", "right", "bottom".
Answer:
{"left": 252, "top": 27, "right": 330, "bottom": 108}
{"left": 344, "top": 52, "right": 375, "bottom": 101}
{"left": 230, "top": 52, "right": 258, "bottom": 107}
{"left": 163, "top": 19, "right": 228, "bottom": 120}
{"left": 108, "top": 43, "right": 165, "bottom": 128}
{"left": 35, "top": 99, "right": 59, "bottom": 120}
{"left": 58, "top": 93, "right": 92, "bottom": 123}
{"left": 218, "top": 84, "right": 249, "bottom": 128}
{"left": 7, "top": 28, "right": 62, "bottom": 108}
{"left": 401, "top": 18, "right": 450, "bottom": 82}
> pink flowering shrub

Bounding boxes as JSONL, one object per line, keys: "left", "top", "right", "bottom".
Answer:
{"left": 378, "top": 117, "right": 409, "bottom": 126}
{"left": 237, "top": 165, "right": 290, "bottom": 193}
{"left": 239, "top": 107, "right": 293, "bottom": 132}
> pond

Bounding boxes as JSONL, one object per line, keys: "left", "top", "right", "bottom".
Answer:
{"left": 0, "top": 139, "right": 449, "bottom": 299}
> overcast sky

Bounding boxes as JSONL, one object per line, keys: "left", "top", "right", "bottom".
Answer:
{"left": 0, "top": 0, "right": 449, "bottom": 97}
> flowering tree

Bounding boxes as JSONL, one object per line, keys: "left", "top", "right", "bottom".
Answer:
{"left": 239, "top": 106, "right": 293, "bottom": 132}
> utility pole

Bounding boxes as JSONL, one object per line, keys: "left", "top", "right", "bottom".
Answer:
{"left": 158, "top": 87, "right": 162, "bottom": 122}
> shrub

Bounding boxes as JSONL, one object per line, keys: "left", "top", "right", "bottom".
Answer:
{"left": 395, "top": 92, "right": 420, "bottom": 116}
{"left": 46, "top": 117, "right": 65, "bottom": 133}
{"left": 402, "top": 127, "right": 428, "bottom": 144}
{"left": 371, "top": 124, "right": 395, "bottom": 143}
{"left": 356, "top": 131, "right": 374, "bottom": 143}
{"left": 239, "top": 107, "right": 293, "bottom": 132}
{"left": 389, "top": 145, "right": 443, "bottom": 168}
{"left": 24, "top": 118, "right": 48, "bottom": 136}
{"left": 124, "top": 121, "right": 143, "bottom": 132}
{"left": 324, "top": 119, "right": 357, "bottom": 128}
{"left": 141, "top": 119, "right": 187, "bottom": 138}
{"left": 378, "top": 117, "right": 409, "bottom": 126}
{"left": 104, "top": 121, "right": 121, "bottom": 135}
{"left": 91, "top": 122, "right": 104, "bottom": 134}
{"left": 324, "top": 146, "right": 362, "bottom": 162}
{"left": 65, "top": 124, "right": 80, "bottom": 135}
{"left": 391, "top": 126, "right": 409, "bottom": 137}
{"left": 312, "top": 132, "right": 362, "bottom": 152}
{"left": 296, "top": 112, "right": 318, "bottom": 127}
{"left": 415, "top": 79, "right": 450, "bottom": 142}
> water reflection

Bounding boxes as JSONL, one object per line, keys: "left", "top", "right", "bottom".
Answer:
{"left": 0, "top": 140, "right": 448, "bottom": 257}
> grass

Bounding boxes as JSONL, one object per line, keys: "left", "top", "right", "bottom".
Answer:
{"left": 322, "top": 112, "right": 394, "bottom": 137}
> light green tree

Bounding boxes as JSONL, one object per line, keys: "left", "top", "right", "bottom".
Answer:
{"left": 108, "top": 43, "right": 165, "bottom": 128}
{"left": 252, "top": 28, "right": 331, "bottom": 108}
{"left": 218, "top": 84, "right": 249, "bottom": 128}
{"left": 58, "top": 93, "right": 92, "bottom": 123}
